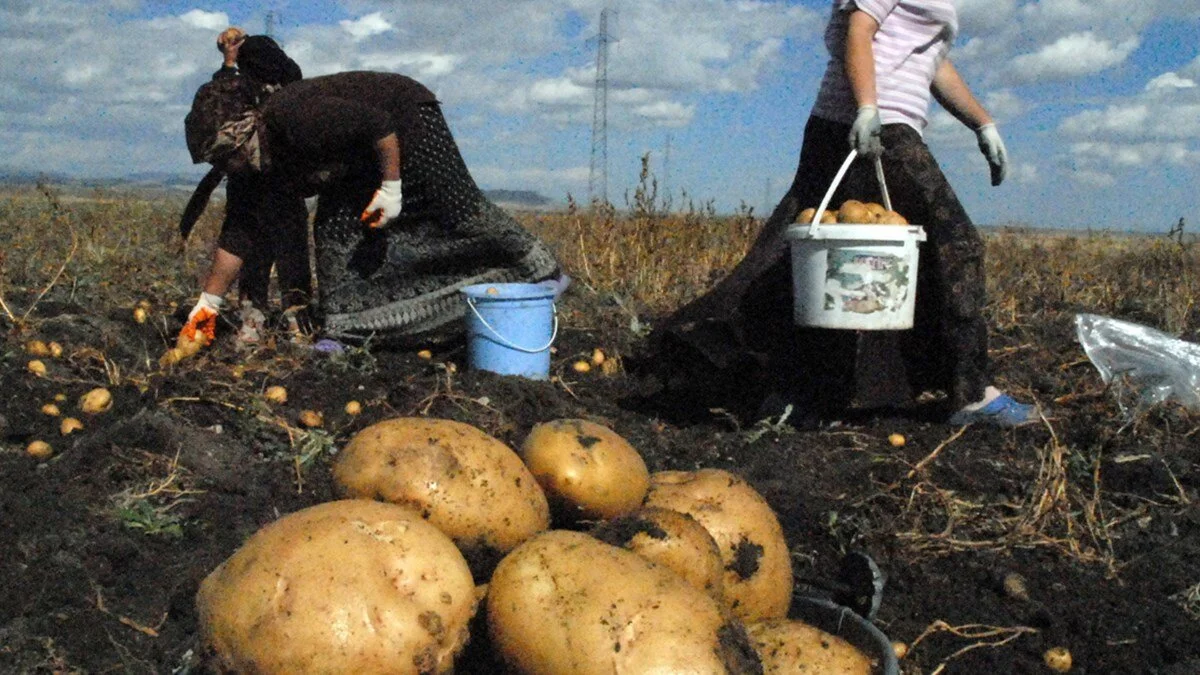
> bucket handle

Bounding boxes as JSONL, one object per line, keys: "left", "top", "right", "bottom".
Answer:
{"left": 809, "top": 150, "right": 893, "bottom": 236}
{"left": 465, "top": 298, "right": 559, "bottom": 354}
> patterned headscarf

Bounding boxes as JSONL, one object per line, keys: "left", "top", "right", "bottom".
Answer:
{"left": 184, "top": 76, "right": 259, "bottom": 165}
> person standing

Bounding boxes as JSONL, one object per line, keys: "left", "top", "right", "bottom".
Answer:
{"left": 646, "top": 0, "right": 1037, "bottom": 427}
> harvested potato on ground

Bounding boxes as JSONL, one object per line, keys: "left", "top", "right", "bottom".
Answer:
{"left": 333, "top": 417, "right": 549, "bottom": 577}
{"left": 487, "top": 530, "right": 760, "bottom": 675}
{"left": 590, "top": 506, "right": 726, "bottom": 601}
{"left": 197, "top": 500, "right": 477, "bottom": 675}
{"left": 519, "top": 418, "right": 649, "bottom": 522}
{"left": 747, "top": 618, "right": 874, "bottom": 674}
{"left": 644, "top": 469, "right": 793, "bottom": 622}
{"left": 79, "top": 388, "right": 113, "bottom": 414}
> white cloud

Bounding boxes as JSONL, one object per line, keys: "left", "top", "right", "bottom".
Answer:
{"left": 178, "top": 9, "right": 229, "bottom": 31}
{"left": 1009, "top": 32, "right": 1138, "bottom": 82}
{"left": 340, "top": 12, "right": 394, "bottom": 41}
{"left": 632, "top": 101, "right": 695, "bottom": 126}
{"left": 1146, "top": 72, "right": 1197, "bottom": 92}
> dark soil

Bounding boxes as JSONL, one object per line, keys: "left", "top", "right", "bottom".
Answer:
{"left": 2, "top": 293, "right": 1199, "bottom": 674}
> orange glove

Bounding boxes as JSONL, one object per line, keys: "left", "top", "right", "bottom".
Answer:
{"left": 360, "top": 179, "right": 403, "bottom": 228}
{"left": 180, "top": 292, "right": 224, "bottom": 345}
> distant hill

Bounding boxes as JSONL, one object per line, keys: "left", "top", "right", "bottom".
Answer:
{"left": 483, "top": 189, "right": 555, "bottom": 209}
{"left": 2, "top": 169, "right": 555, "bottom": 208}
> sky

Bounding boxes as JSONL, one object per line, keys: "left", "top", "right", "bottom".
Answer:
{"left": 1, "top": 0, "right": 1198, "bottom": 231}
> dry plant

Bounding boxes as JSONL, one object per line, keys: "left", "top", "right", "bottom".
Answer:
{"left": 907, "top": 619, "right": 1040, "bottom": 675}
{"left": 110, "top": 448, "right": 205, "bottom": 538}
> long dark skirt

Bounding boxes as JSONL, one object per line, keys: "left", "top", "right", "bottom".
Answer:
{"left": 641, "top": 115, "right": 989, "bottom": 423}
{"left": 311, "top": 103, "right": 560, "bottom": 338}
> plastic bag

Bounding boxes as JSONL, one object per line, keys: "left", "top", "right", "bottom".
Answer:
{"left": 1075, "top": 313, "right": 1200, "bottom": 416}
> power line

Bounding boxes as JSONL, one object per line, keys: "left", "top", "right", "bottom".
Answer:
{"left": 588, "top": 7, "right": 614, "bottom": 205}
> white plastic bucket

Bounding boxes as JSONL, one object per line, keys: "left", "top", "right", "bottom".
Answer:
{"left": 461, "top": 283, "right": 558, "bottom": 379}
{"left": 785, "top": 150, "right": 926, "bottom": 330}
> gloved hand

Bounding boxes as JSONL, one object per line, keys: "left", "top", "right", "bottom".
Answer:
{"left": 360, "top": 179, "right": 403, "bottom": 228}
{"left": 180, "top": 292, "right": 225, "bottom": 346}
{"left": 975, "top": 123, "right": 1008, "bottom": 186}
{"left": 849, "top": 104, "right": 883, "bottom": 158}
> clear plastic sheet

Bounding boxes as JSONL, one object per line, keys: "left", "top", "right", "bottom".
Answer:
{"left": 1075, "top": 313, "right": 1200, "bottom": 416}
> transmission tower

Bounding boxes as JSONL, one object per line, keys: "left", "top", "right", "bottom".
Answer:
{"left": 588, "top": 8, "right": 614, "bottom": 205}
{"left": 264, "top": 10, "right": 277, "bottom": 38}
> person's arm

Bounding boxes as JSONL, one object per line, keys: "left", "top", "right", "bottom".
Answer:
{"left": 846, "top": 10, "right": 879, "bottom": 108}
{"left": 374, "top": 132, "right": 401, "bottom": 182}
{"left": 930, "top": 59, "right": 992, "bottom": 129}
{"left": 846, "top": 10, "right": 883, "bottom": 157}
{"left": 932, "top": 58, "right": 1008, "bottom": 186}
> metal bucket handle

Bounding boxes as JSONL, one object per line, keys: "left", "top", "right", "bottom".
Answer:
{"left": 465, "top": 297, "right": 559, "bottom": 354}
{"left": 809, "top": 150, "right": 893, "bottom": 237}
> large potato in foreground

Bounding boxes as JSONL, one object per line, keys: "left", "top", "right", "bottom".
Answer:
{"left": 591, "top": 506, "right": 726, "bottom": 601}
{"left": 519, "top": 418, "right": 649, "bottom": 522}
{"left": 644, "top": 469, "right": 793, "bottom": 621}
{"left": 747, "top": 619, "right": 874, "bottom": 674}
{"left": 333, "top": 417, "right": 550, "bottom": 574}
{"left": 196, "top": 500, "right": 477, "bottom": 674}
{"left": 487, "top": 530, "right": 761, "bottom": 675}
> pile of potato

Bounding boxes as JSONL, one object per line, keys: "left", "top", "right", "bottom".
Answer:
{"left": 798, "top": 200, "right": 909, "bottom": 226}
{"left": 196, "top": 416, "right": 879, "bottom": 674}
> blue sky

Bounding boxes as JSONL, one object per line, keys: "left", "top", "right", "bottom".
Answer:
{"left": 2, "top": 0, "right": 1198, "bottom": 231}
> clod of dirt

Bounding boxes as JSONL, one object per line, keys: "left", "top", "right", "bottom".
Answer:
{"left": 1003, "top": 572, "right": 1031, "bottom": 602}
{"left": 74, "top": 410, "right": 251, "bottom": 492}
{"left": 729, "top": 537, "right": 764, "bottom": 581}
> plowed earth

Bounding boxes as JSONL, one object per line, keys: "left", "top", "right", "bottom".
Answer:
{"left": 2, "top": 290, "right": 1199, "bottom": 674}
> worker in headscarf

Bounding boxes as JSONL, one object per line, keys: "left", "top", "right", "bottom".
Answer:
{"left": 179, "top": 68, "right": 562, "bottom": 350}
{"left": 177, "top": 29, "right": 310, "bottom": 350}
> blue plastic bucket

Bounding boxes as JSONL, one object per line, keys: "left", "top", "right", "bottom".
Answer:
{"left": 461, "top": 283, "right": 558, "bottom": 379}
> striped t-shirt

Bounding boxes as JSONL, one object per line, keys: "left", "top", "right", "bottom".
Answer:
{"left": 811, "top": 0, "right": 958, "bottom": 133}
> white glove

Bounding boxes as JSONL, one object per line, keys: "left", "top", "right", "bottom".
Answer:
{"left": 188, "top": 292, "right": 225, "bottom": 321}
{"left": 849, "top": 105, "right": 883, "bottom": 158}
{"left": 361, "top": 179, "right": 403, "bottom": 228}
{"left": 975, "top": 123, "right": 1008, "bottom": 186}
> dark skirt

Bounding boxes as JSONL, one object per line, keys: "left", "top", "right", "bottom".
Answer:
{"left": 642, "top": 115, "right": 989, "bottom": 422}
{"left": 311, "top": 103, "right": 560, "bottom": 338}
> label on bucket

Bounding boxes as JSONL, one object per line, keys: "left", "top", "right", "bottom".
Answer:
{"left": 823, "top": 248, "right": 912, "bottom": 315}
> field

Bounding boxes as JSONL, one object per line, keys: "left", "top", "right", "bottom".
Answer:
{"left": 2, "top": 182, "right": 1199, "bottom": 673}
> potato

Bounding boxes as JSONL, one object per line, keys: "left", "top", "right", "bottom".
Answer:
{"left": 747, "top": 618, "right": 874, "bottom": 674}
{"left": 60, "top": 417, "right": 83, "bottom": 435}
{"left": 26, "top": 440, "right": 53, "bottom": 460}
{"left": 79, "top": 388, "right": 113, "bottom": 414}
{"left": 864, "top": 202, "right": 887, "bottom": 221}
{"left": 487, "top": 530, "right": 760, "bottom": 674}
{"left": 875, "top": 210, "right": 909, "bottom": 225}
{"left": 797, "top": 207, "right": 817, "bottom": 224}
{"left": 197, "top": 500, "right": 477, "bottom": 675}
{"left": 264, "top": 385, "right": 288, "bottom": 404}
{"left": 819, "top": 209, "right": 838, "bottom": 224}
{"left": 644, "top": 469, "right": 793, "bottom": 621}
{"left": 519, "top": 418, "right": 649, "bottom": 522}
{"left": 25, "top": 340, "right": 52, "bottom": 357}
{"left": 590, "top": 506, "right": 725, "bottom": 601}
{"left": 333, "top": 417, "right": 550, "bottom": 576}
{"left": 837, "top": 200, "right": 873, "bottom": 224}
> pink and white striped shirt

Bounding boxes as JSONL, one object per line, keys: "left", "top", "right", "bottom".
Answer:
{"left": 811, "top": 0, "right": 958, "bottom": 134}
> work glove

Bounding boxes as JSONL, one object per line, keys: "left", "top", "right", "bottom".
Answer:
{"left": 849, "top": 104, "right": 884, "bottom": 159}
{"left": 361, "top": 179, "right": 403, "bottom": 228}
{"left": 975, "top": 123, "right": 1008, "bottom": 186}
{"left": 180, "top": 292, "right": 225, "bottom": 346}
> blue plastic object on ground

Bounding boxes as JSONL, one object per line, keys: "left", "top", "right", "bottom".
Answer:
{"left": 461, "top": 282, "right": 558, "bottom": 379}
{"left": 947, "top": 393, "right": 1038, "bottom": 427}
